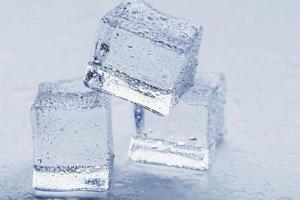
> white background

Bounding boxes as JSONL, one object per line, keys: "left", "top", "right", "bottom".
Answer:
{"left": 0, "top": 0, "right": 299, "bottom": 199}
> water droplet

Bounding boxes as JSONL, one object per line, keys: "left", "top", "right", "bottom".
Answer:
{"left": 95, "top": 166, "right": 101, "bottom": 170}
{"left": 159, "top": 16, "right": 168, "bottom": 21}
{"left": 179, "top": 32, "right": 189, "bottom": 39}
{"left": 155, "top": 91, "right": 161, "bottom": 96}
{"left": 200, "top": 167, "right": 206, "bottom": 171}
{"left": 76, "top": 168, "right": 82, "bottom": 173}
{"left": 147, "top": 16, "right": 153, "bottom": 21}
{"left": 131, "top": 10, "right": 138, "bottom": 14}
{"left": 199, "top": 155, "right": 204, "bottom": 160}
{"left": 138, "top": 32, "right": 145, "bottom": 37}
{"left": 177, "top": 141, "right": 185, "bottom": 146}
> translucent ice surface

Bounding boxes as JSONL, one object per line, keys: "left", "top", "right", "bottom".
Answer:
{"left": 84, "top": 0, "right": 203, "bottom": 116}
{"left": 30, "top": 78, "right": 113, "bottom": 196}
{"left": 128, "top": 73, "right": 226, "bottom": 171}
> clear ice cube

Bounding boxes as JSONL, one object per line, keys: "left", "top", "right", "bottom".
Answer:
{"left": 30, "top": 78, "right": 113, "bottom": 195}
{"left": 84, "top": 0, "right": 203, "bottom": 116}
{"left": 128, "top": 73, "right": 226, "bottom": 171}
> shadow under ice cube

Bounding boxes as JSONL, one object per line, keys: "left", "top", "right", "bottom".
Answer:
{"left": 128, "top": 73, "right": 226, "bottom": 171}
{"left": 84, "top": 0, "right": 203, "bottom": 116}
{"left": 30, "top": 78, "right": 113, "bottom": 196}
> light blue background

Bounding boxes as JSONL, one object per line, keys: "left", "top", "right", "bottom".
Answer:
{"left": 0, "top": 0, "right": 299, "bottom": 199}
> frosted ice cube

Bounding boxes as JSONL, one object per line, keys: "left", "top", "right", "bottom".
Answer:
{"left": 84, "top": 0, "right": 203, "bottom": 116}
{"left": 128, "top": 73, "right": 226, "bottom": 171}
{"left": 30, "top": 78, "right": 113, "bottom": 196}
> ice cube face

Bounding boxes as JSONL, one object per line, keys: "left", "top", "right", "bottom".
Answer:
{"left": 84, "top": 0, "right": 203, "bottom": 116}
{"left": 30, "top": 78, "right": 113, "bottom": 195}
{"left": 128, "top": 73, "right": 226, "bottom": 171}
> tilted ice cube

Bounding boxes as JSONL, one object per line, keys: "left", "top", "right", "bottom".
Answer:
{"left": 30, "top": 78, "right": 113, "bottom": 196}
{"left": 84, "top": 0, "right": 203, "bottom": 116}
{"left": 128, "top": 73, "right": 226, "bottom": 171}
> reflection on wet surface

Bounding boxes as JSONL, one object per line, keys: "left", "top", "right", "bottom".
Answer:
{"left": 0, "top": 161, "right": 208, "bottom": 200}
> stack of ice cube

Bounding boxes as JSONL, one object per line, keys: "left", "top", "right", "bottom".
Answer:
{"left": 30, "top": 0, "right": 226, "bottom": 197}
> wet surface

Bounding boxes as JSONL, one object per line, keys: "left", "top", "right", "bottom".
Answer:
{"left": 0, "top": 0, "right": 300, "bottom": 199}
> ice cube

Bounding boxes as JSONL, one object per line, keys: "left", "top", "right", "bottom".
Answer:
{"left": 128, "top": 73, "right": 226, "bottom": 171}
{"left": 84, "top": 0, "right": 203, "bottom": 116}
{"left": 30, "top": 78, "right": 113, "bottom": 196}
